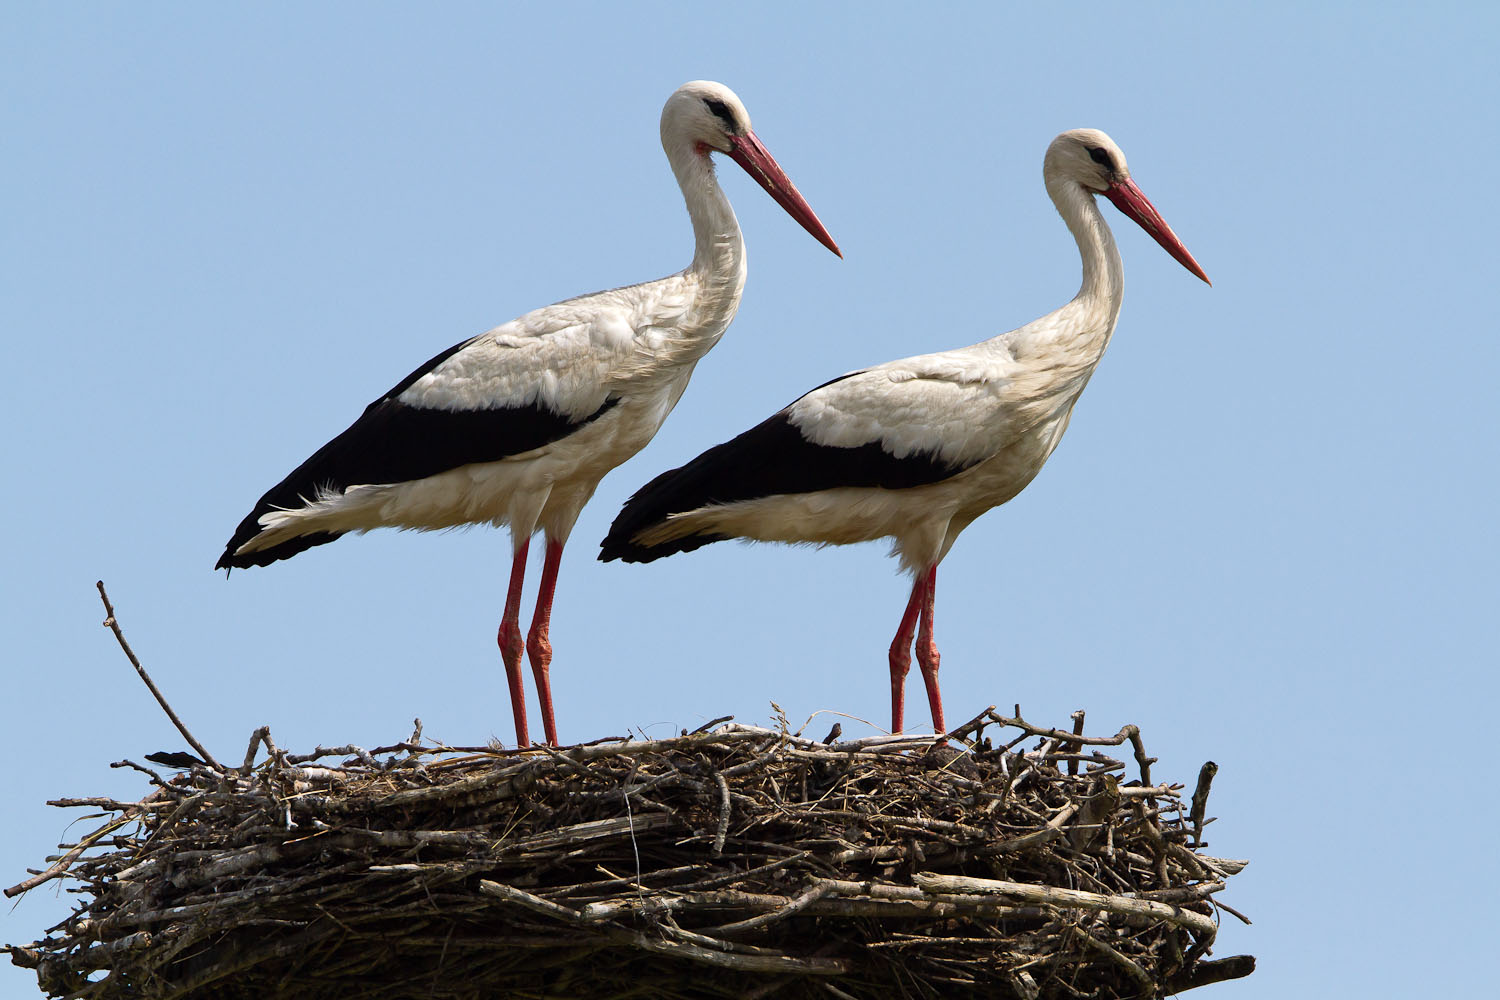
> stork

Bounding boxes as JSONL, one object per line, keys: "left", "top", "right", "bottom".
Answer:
{"left": 600, "top": 129, "right": 1207, "bottom": 735}
{"left": 217, "top": 81, "right": 840, "bottom": 747}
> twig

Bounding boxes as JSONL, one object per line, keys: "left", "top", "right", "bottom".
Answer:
{"left": 704, "top": 881, "right": 834, "bottom": 936}
{"left": 988, "top": 709, "right": 1135, "bottom": 748}
{"left": 45, "top": 797, "right": 167, "bottom": 811}
{"left": 286, "top": 745, "right": 378, "bottom": 768}
{"left": 617, "top": 924, "right": 846, "bottom": 975}
{"left": 942, "top": 705, "right": 997, "bottom": 745}
{"left": 1191, "top": 760, "right": 1218, "bottom": 844}
{"left": 4, "top": 813, "right": 135, "bottom": 897}
{"left": 1165, "top": 955, "right": 1256, "bottom": 993}
{"left": 913, "top": 872, "right": 1218, "bottom": 939}
{"left": 536, "top": 742, "right": 593, "bottom": 781}
{"left": 1126, "top": 725, "right": 1156, "bottom": 787}
{"left": 689, "top": 715, "right": 735, "bottom": 735}
{"left": 1214, "top": 897, "right": 1254, "bottom": 926}
{"left": 1074, "top": 926, "right": 1154, "bottom": 993}
{"left": 1130, "top": 880, "right": 1225, "bottom": 903}
{"left": 479, "top": 880, "right": 585, "bottom": 924}
{"left": 712, "top": 770, "right": 732, "bottom": 855}
{"left": 241, "top": 726, "right": 272, "bottom": 774}
{"left": 1067, "top": 710, "right": 1086, "bottom": 776}
{"left": 96, "top": 581, "right": 224, "bottom": 773}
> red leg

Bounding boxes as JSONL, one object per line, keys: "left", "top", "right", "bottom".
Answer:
{"left": 914, "top": 565, "right": 945, "bottom": 734}
{"left": 888, "top": 577, "right": 926, "bottom": 733}
{"left": 526, "top": 537, "right": 564, "bottom": 746}
{"left": 497, "top": 539, "right": 530, "bottom": 747}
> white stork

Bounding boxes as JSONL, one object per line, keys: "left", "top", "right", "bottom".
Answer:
{"left": 601, "top": 129, "right": 1208, "bottom": 735}
{"left": 217, "top": 81, "right": 840, "bottom": 747}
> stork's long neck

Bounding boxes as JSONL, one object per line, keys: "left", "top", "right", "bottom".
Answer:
{"left": 669, "top": 145, "right": 748, "bottom": 325}
{"left": 1053, "top": 177, "right": 1124, "bottom": 335}
{"left": 993, "top": 176, "right": 1125, "bottom": 384}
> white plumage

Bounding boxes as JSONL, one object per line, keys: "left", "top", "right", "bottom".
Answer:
{"left": 602, "top": 128, "right": 1208, "bottom": 735}
{"left": 219, "top": 81, "right": 839, "bottom": 747}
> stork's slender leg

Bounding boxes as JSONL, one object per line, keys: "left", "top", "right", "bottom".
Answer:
{"left": 497, "top": 539, "right": 531, "bottom": 746}
{"left": 887, "top": 577, "right": 927, "bottom": 733}
{"left": 526, "top": 537, "right": 565, "bottom": 746}
{"left": 914, "top": 565, "right": 945, "bottom": 734}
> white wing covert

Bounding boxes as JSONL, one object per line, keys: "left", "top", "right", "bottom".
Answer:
{"left": 788, "top": 352, "right": 1030, "bottom": 471}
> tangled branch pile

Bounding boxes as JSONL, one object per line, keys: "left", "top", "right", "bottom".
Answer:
{"left": 6, "top": 709, "right": 1252, "bottom": 999}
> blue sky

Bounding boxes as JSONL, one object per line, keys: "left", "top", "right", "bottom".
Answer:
{"left": 3, "top": 3, "right": 1496, "bottom": 996}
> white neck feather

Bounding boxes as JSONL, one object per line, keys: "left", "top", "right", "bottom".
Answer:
{"left": 667, "top": 142, "right": 748, "bottom": 295}
{"left": 628, "top": 138, "right": 746, "bottom": 378}
{"left": 1051, "top": 176, "right": 1124, "bottom": 334}
{"left": 999, "top": 176, "right": 1126, "bottom": 369}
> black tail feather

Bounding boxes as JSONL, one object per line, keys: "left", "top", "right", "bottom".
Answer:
{"left": 599, "top": 411, "right": 809, "bottom": 564}
{"left": 216, "top": 527, "right": 345, "bottom": 572}
{"left": 598, "top": 460, "right": 731, "bottom": 564}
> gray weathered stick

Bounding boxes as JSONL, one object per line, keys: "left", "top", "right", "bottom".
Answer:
{"left": 913, "top": 872, "right": 1218, "bottom": 939}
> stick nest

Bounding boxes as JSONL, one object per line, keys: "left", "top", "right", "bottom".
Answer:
{"left": 6, "top": 709, "right": 1252, "bottom": 999}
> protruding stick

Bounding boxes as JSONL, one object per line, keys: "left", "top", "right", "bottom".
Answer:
{"left": 96, "top": 581, "right": 224, "bottom": 772}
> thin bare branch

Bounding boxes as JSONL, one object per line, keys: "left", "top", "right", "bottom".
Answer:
{"left": 95, "top": 581, "right": 224, "bottom": 772}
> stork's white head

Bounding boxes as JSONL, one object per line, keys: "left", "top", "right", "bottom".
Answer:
{"left": 662, "top": 81, "right": 754, "bottom": 156}
{"left": 660, "top": 81, "right": 840, "bottom": 257}
{"left": 1046, "top": 128, "right": 1209, "bottom": 285}
{"left": 1045, "top": 128, "right": 1131, "bottom": 193}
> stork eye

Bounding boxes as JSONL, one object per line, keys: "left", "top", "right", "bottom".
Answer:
{"left": 704, "top": 98, "right": 738, "bottom": 131}
{"left": 1087, "top": 146, "right": 1115, "bottom": 170}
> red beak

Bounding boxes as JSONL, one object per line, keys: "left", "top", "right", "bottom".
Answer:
{"left": 1103, "top": 178, "right": 1210, "bottom": 285}
{"left": 726, "top": 131, "right": 841, "bottom": 258}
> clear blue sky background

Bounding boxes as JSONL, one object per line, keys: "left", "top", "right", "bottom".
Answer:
{"left": 3, "top": 3, "right": 1495, "bottom": 996}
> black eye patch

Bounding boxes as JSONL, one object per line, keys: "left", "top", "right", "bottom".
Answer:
{"left": 1087, "top": 146, "right": 1116, "bottom": 171}
{"left": 704, "top": 98, "right": 738, "bottom": 132}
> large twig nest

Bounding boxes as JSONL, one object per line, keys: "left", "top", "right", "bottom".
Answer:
{"left": 6, "top": 709, "right": 1252, "bottom": 999}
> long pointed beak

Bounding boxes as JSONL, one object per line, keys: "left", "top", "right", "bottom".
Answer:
{"left": 1103, "top": 178, "right": 1210, "bottom": 285}
{"left": 727, "top": 131, "right": 841, "bottom": 257}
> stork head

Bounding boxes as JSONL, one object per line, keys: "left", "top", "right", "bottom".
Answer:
{"left": 1046, "top": 128, "right": 1209, "bottom": 285}
{"left": 1046, "top": 128, "right": 1133, "bottom": 194}
{"left": 662, "top": 81, "right": 840, "bottom": 257}
{"left": 662, "top": 81, "right": 756, "bottom": 156}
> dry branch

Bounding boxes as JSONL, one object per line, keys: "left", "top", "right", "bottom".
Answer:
{"left": 6, "top": 714, "right": 1252, "bottom": 999}
{"left": 94, "top": 582, "right": 223, "bottom": 773}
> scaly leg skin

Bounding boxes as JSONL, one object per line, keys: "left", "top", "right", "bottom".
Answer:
{"left": 887, "top": 577, "right": 927, "bottom": 733}
{"left": 497, "top": 539, "right": 531, "bottom": 747}
{"left": 526, "top": 537, "right": 564, "bottom": 746}
{"left": 914, "top": 565, "right": 945, "bottom": 735}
